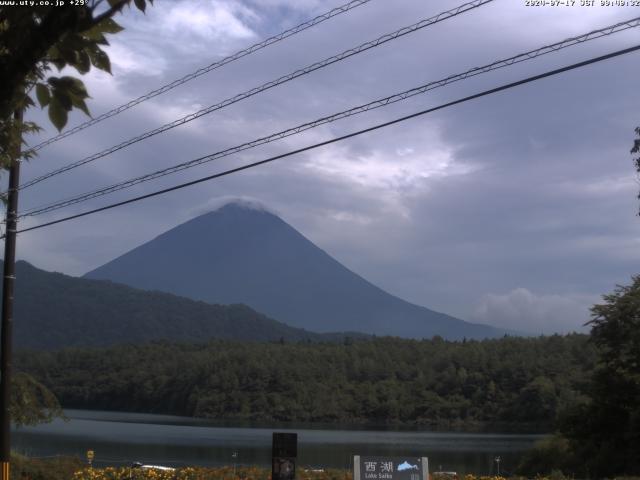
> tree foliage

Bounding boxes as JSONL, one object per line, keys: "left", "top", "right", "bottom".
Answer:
{"left": 17, "top": 334, "right": 595, "bottom": 431}
{"left": 560, "top": 276, "right": 640, "bottom": 477}
{"left": 633, "top": 126, "right": 640, "bottom": 213}
{"left": 516, "top": 435, "right": 578, "bottom": 477}
{"left": 10, "top": 372, "right": 64, "bottom": 427}
{"left": 0, "top": 0, "right": 153, "bottom": 168}
{"left": 0, "top": 0, "right": 154, "bottom": 427}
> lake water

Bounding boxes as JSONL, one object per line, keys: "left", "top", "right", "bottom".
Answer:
{"left": 12, "top": 410, "right": 544, "bottom": 475}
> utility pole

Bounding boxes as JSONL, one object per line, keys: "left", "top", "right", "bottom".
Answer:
{"left": 0, "top": 109, "right": 22, "bottom": 480}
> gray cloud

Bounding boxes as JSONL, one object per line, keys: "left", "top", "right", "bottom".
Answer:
{"left": 7, "top": 0, "right": 640, "bottom": 334}
{"left": 472, "top": 288, "right": 599, "bottom": 334}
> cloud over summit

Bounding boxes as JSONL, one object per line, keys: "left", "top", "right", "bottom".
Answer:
{"left": 12, "top": 0, "right": 640, "bottom": 334}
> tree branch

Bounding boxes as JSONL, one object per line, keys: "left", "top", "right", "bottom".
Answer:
{"left": 0, "top": 9, "right": 80, "bottom": 118}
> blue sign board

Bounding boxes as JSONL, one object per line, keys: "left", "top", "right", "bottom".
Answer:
{"left": 354, "top": 456, "right": 429, "bottom": 480}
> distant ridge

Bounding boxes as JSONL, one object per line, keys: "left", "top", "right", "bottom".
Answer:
{"left": 85, "top": 201, "right": 506, "bottom": 340}
{"left": 3, "top": 260, "right": 357, "bottom": 350}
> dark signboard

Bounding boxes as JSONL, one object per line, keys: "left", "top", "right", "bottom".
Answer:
{"left": 354, "top": 456, "right": 429, "bottom": 480}
{"left": 272, "top": 432, "right": 297, "bottom": 480}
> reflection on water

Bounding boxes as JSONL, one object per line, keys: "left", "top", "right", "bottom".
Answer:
{"left": 12, "top": 410, "right": 544, "bottom": 475}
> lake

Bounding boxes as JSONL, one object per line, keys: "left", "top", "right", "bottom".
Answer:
{"left": 12, "top": 410, "right": 544, "bottom": 475}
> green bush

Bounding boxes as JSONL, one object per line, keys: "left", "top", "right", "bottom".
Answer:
{"left": 11, "top": 453, "right": 84, "bottom": 480}
{"left": 516, "top": 435, "right": 579, "bottom": 477}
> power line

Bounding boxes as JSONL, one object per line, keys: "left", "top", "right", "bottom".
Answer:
{"left": 16, "top": 0, "right": 494, "bottom": 191}
{"left": 18, "top": 16, "right": 640, "bottom": 218}
{"left": 13, "top": 44, "right": 640, "bottom": 236}
{"left": 24, "top": 0, "right": 375, "bottom": 155}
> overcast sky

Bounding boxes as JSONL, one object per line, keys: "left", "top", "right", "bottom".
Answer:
{"left": 9, "top": 0, "right": 640, "bottom": 334}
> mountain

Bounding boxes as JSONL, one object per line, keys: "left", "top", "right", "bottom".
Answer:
{"left": 4, "top": 260, "right": 350, "bottom": 350}
{"left": 85, "top": 202, "right": 505, "bottom": 339}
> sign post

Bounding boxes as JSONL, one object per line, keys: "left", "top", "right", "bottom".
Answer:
{"left": 354, "top": 456, "right": 429, "bottom": 480}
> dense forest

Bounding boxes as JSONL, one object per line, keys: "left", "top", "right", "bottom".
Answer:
{"left": 17, "top": 334, "right": 595, "bottom": 431}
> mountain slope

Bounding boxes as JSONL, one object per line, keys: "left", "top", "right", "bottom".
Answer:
{"left": 85, "top": 202, "right": 504, "bottom": 339}
{"left": 4, "top": 261, "right": 344, "bottom": 350}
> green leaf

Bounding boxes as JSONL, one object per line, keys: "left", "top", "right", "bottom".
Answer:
{"left": 58, "top": 76, "right": 88, "bottom": 98}
{"left": 49, "top": 76, "right": 90, "bottom": 118}
{"left": 70, "top": 96, "right": 91, "bottom": 117}
{"left": 57, "top": 41, "right": 77, "bottom": 66}
{"left": 88, "top": 47, "right": 111, "bottom": 74}
{"left": 54, "top": 91, "right": 72, "bottom": 111}
{"left": 96, "top": 18, "right": 124, "bottom": 34}
{"left": 76, "top": 50, "right": 91, "bottom": 74}
{"left": 48, "top": 98, "right": 68, "bottom": 132}
{"left": 47, "top": 76, "right": 60, "bottom": 88}
{"left": 81, "top": 26, "right": 108, "bottom": 45}
{"left": 51, "top": 57, "right": 65, "bottom": 71}
{"left": 35, "top": 83, "right": 50, "bottom": 107}
{"left": 134, "top": 0, "right": 146, "bottom": 12}
{"left": 46, "top": 45, "right": 60, "bottom": 59}
{"left": 22, "top": 121, "right": 43, "bottom": 135}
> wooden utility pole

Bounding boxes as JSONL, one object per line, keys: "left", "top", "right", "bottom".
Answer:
{"left": 0, "top": 109, "right": 22, "bottom": 480}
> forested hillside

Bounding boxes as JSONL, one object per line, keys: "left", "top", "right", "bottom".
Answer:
{"left": 4, "top": 261, "right": 355, "bottom": 349}
{"left": 17, "top": 334, "right": 595, "bottom": 431}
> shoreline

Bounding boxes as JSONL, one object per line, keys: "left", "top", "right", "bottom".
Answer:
{"left": 57, "top": 408, "right": 554, "bottom": 435}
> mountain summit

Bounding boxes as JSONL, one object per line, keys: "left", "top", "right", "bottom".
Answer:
{"left": 85, "top": 202, "right": 503, "bottom": 339}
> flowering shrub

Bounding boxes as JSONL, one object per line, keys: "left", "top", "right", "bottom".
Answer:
{"left": 69, "top": 467, "right": 640, "bottom": 480}
{"left": 71, "top": 466, "right": 351, "bottom": 480}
